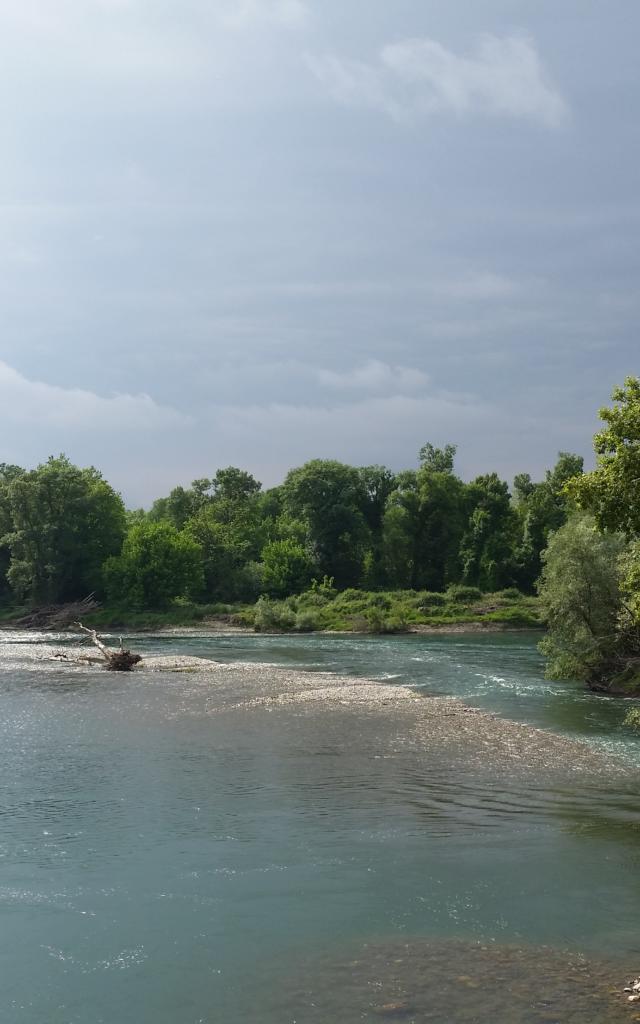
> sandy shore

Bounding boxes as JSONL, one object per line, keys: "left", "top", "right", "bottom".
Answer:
{"left": 1, "top": 639, "right": 624, "bottom": 776}
{"left": 158, "top": 659, "right": 626, "bottom": 777}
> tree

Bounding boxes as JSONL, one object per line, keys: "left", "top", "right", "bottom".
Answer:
{"left": 260, "top": 539, "right": 318, "bottom": 598}
{"left": 103, "top": 522, "right": 203, "bottom": 610}
{"left": 419, "top": 442, "right": 457, "bottom": 474}
{"left": 149, "top": 485, "right": 206, "bottom": 530}
{"left": 0, "top": 464, "right": 23, "bottom": 601}
{"left": 4, "top": 456, "right": 126, "bottom": 604}
{"left": 381, "top": 453, "right": 466, "bottom": 591}
{"left": 282, "top": 460, "right": 370, "bottom": 588}
{"left": 357, "top": 465, "right": 396, "bottom": 588}
{"left": 537, "top": 513, "right": 627, "bottom": 682}
{"left": 569, "top": 376, "right": 640, "bottom": 537}
{"left": 183, "top": 504, "right": 263, "bottom": 603}
{"left": 212, "top": 467, "right": 261, "bottom": 503}
{"left": 514, "top": 452, "right": 584, "bottom": 591}
{"left": 459, "top": 473, "right": 517, "bottom": 591}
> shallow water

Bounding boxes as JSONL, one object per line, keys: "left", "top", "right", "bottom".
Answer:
{"left": 0, "top": 630, "right": 639, "bottom": 1023}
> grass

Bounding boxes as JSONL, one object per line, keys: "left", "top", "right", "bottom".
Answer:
{"left": 83, "top": 601, "right": 240, "bottom": 631}
{"left": 241, "top": 586, "right": 542, "bottom": 634}
{"left": 1, "top": 587, "right": 542, "bottom": 635}
{"left": 0, "top": 603, "right": 29, "bottom": 623}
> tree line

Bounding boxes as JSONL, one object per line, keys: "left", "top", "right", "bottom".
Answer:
{"left": 0, "top": 444, "right": 582, "bottom": 612}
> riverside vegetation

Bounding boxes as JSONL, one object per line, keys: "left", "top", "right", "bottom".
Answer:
{"left": 1, "top": 377, "right": 639, "bottom": 695}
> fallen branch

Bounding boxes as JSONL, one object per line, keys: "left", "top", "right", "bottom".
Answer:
{"left": 74, "top": 623, "right": 142, "bottom": 672}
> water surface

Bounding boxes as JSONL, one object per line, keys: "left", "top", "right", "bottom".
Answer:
{"left": 0, "top": 629, "right": 638, "bottom": 1023}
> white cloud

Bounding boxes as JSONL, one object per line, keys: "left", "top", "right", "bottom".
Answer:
{"left": 317, "top": 359, "right": 430, "bottom": 394}
{"left": 0, "top": 361, "right": 191, "bottom": 433}
{"left": 307, "top": 33, "right": 569, "bottom": 128}
{"left": 305, "top": 54, "right": 408, "bottom": 122}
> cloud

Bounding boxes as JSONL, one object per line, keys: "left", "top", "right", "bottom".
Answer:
{"left": 0, "top": 0, "right": 310, "bottom": 94}
{"left": 317, "top": 359, "right": 430, "bottom": 394}
{"left": 307, "top": 33, "right": 569, "bottom": 128}
{"left": 432, "top": 272, "right": 520, "bottom": 301}
{"left": 0, "top": 361, "right": 191, "bottom": 433}
{"left": 204, "top": 389, "right": 494, "bottom": 485}
{"left": 218, "top": 0, "right": 309, "bottom": 31}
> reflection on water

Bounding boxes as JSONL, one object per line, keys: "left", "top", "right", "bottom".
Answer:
{"left": 0, "top": 629, "right": 639, "bottom": 1023}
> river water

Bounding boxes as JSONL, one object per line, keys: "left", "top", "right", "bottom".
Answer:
{"left": 1, "top": 629, "right": 639, "bottom": 1023}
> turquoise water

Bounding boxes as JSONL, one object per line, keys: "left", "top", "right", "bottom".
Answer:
{"left": 1, "top": 630, "right": 639, "bottom": 1023}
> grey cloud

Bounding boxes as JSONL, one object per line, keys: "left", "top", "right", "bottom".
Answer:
{"left": 307, "top": 32, "right": 569, "bottom": 127}
{"left": 0, "top": 1, "right": 637, "bottom": 503}
{"left": 317, "top": 360, "right": 430, "bottom": 394}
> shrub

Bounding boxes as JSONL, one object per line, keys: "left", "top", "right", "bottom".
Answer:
{"left": 624, "top": 708, "right": 640, "bottom": 730}
{"left": 350, "top": 607, "right": 408, "bottom": 634}
{"left": 294, "top": 610, "right": 320, "bottom": 632}
{"left": 445, "top": 584, "right": 483, "bottom": 604}
{"left": 494, "top": 587, "right": 525, "bottom": 601}
{"left": 253, "top": 597, "right": 296, "bottom": 632}
{"left": 416, "top": 591, "right": 447, "bottom": 611}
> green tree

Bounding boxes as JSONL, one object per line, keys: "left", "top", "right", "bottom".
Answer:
{"left": 103, "top": 521, "right": 203, "bottom": 610}
{"left": 282, "top": 460, "right": 370, "bottom": 588}
{"left": 358, "top": 465, "right": 397, "bottom": 588}
{"left": 212, "top": 467, "right": 261, "bottom": 503}
{"left": 149, "top": 482, "right": 212, "bottom": 529}
{"left": 538, "top": 514, "right": 627, "bottom": 682}
{"left": 381, "top": 450, "right": 466, "bottom": 591}
{"left": 569, "top": 376, "right": 640, "bottom": 536}
{"left": 381, "top": 471, "right": 420, "bottom": 589}
{"left": 514, "top": 452, "right": 584, "bottom": 591}
{"left": 260, "top": 539, "right": 317, "bottom": 597}
{"left": 460, "top": 473, "right": 517, "bottom": 591}
{"left": 419, "top": 442, "right": 457, "bottom": 473}
{"left": 0, "top": 464, "right": 24, "bottom": 602}
{"left": 183, "top": 500, "right": 265, "bottom": 602}
{"left": 4, "top": 455, "right": 126, "bottom": 604}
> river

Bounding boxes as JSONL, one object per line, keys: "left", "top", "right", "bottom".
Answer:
{"left": 1, "top": 629, "right": 639, "bottom": 1023}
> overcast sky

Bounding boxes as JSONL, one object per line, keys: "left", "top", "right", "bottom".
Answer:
{"left": 1, "top": 0, "right": 637, "bottom": 505}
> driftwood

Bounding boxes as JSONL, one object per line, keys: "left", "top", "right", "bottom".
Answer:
{"left": 74, "top": 623, "right": 142, "bottom": 672}
{"left": 12, "top": 596, "right": 100, "bottom": 630}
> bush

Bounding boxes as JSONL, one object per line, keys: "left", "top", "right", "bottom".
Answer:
{"left": 494, "top": 587, "right": 525, "bottom": 601}
{"left": 253, "top": 597, "right": 296, "bottom": 632}
{"left": 350, "top": 607, "right": 408, "bottom": 634}
{"left": 416, "top": 591, "right": 446, "bottom": 611}
{"left": 297, "top": 589, "right": 332, "bottom": 609}
{"left": 624, "top": 707, "right": 640, "bottom": 730}
{"left": 445, "top": 584, "right": 483, "bottom": 604}
{"left": 294, "top": 610, "right": 320, "bottom": 632}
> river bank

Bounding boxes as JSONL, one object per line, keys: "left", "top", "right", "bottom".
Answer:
{"left": 0, "top": 586, "right": 543, "bottom": 636}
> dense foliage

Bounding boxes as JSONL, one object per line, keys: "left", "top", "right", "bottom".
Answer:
{"left": 0, "top": 446, "right": 581, "bottom": 613}
{"left": 0, "top": 456, "right": 125, "bottom": 605}
{"left": 538, "top": 378, "right": 640, "bottom": 692}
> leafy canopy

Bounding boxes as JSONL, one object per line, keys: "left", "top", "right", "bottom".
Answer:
{"left": 103, "top": 521, "right": 203, "bottom": 610}
{"left": 569, "top": 376, "right": 640, "bottom": 537}
{"left": 3, "top": 455, "right": 125, "bottom": 604}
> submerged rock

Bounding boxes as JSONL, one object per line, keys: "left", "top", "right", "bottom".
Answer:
{"left": 266, "top": 938, "right": 637, "bottom": 1024}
